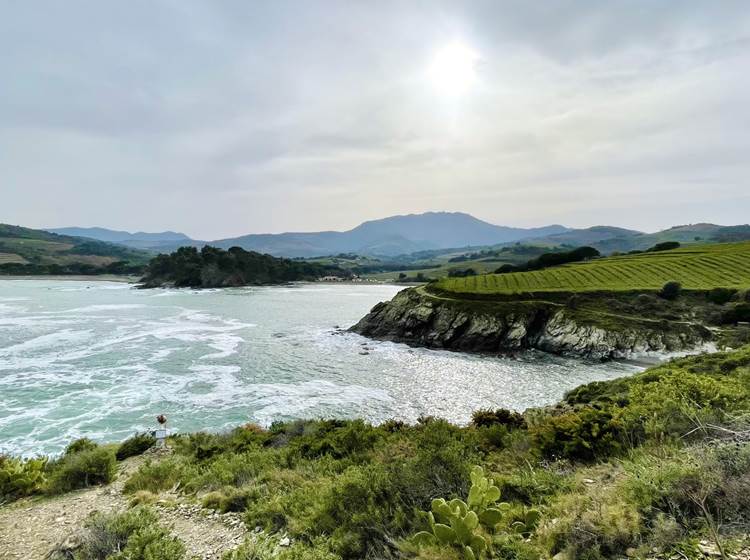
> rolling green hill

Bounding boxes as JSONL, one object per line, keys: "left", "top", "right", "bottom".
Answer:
{"left": 434, "top": 241, "right": 750, "bottom": 295}
{"left": 0, "top": 224, "right": 151, "bottom": 275}
{"left": 525, "top": 223, "right": 750, "bottom": 254}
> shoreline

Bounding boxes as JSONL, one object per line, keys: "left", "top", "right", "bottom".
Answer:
{"left": 0, "top": 274, "right": 139, "bottom": 283}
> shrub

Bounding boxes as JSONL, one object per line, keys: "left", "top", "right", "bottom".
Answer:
{"left": 71, "top": 506, "right": 185, "bottom": 560}
{"left": 116, "top": 432, "right": 156, "bottom": 460}
{"left": 496, "top": 466, "right": 572, "bottom": 505}
{"left": 530, "top": 407, "right": 623, "bottom": 461}
{"left": 289, "top": 419, "right": 380, "bottom": 460}
{"left": 305, "top": 464, "right": 402, "bottom": 559}
{"left": 46, "top": 446, "right": 116, "bottom": 494}
{"left": 657, "top": 281, "right": 681, "bottom": 300}
{"left": 471, "top": 408, "right": 526, "bottom": 429}
{"left": 477, "top": 424, "right": 509, "bottom": 450}
{"left": 64, "top": 437, "right": 99, "bottom": 455}
{"left": 124, "top": 457, "right": 186, "bottom": 494}
{"left": 707, "top": 287, "right": 737, "bottom": 305}
{"left": 0, "top": 455, "right": 46, "bottom": 501}
{"left": 202, "top": 485, "right": 260, "bottom": 512}
{"left": 646, "top": 241, "right": 680, "bottom": 252}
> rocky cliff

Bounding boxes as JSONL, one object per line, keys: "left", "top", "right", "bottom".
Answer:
{"left": 350, "top": 287, "right": 715, "bottom": 360}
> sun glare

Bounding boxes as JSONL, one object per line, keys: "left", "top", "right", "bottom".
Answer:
{"left": 429, "top": 42, "right": 479, "bottom": 96}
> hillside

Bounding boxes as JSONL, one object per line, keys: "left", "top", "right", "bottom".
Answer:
{"left": 436, "top": 241, "right": 750, "bottom": 295}
{"left": 0, "top": 224, "right": 151, "bottom": 275}
{"left": 3, "top": 347, "right": 750, "bottom": 559}
{"left": 47, "top": 227, "right": 193, "bottom": 244}
{"left": 527, "top": 223, "right": 750, "bottom": 254}
{"left": 352, "top": 241, "right": 750, "bottom": 358}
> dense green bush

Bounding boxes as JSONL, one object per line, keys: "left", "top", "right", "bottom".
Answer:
{"left": 116, "top": 432, "right": 156, "bottom": 460}
{"left": 658, "top": 281, "right": 682, "bottom": 300}
{"left": 707, "top": 287, "right": 737, "bottom": 305}
{"left": 286, "top": 419, "right": 381, "bottom": 460}
{"left": 46, "top": 445, "right": 116, "bottom": 494}
{"left": 64, "top": 437, "right": 99, "bottom": 455}
{"left": 646, "top": 241, "right": 680, "bottom": 252}
{"left": 0, "top": 455, "right": 46, "bottom": 501}
{"left": 471, "top": 408, "right": 526, "bottom": 429}
{"left": 530, "top": 407, "right": 623, "bottom": 461}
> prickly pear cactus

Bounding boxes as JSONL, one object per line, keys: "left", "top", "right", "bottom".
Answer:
{"left": 411, "top": 465, "right": 512, "bottom": 559}
{"left": 511, "top": 508, "right": 542, "bottom": 538}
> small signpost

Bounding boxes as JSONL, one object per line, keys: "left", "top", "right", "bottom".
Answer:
{"left": 156, "top": 414, "right": 168, "bottom": 448}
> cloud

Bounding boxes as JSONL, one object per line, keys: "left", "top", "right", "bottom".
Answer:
{"left": 1, "top": 1, "right": 749, "bottom": 238}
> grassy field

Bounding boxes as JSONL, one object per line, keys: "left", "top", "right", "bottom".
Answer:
{"left": 434, "top": 241, "right": 750, "bottom": 295}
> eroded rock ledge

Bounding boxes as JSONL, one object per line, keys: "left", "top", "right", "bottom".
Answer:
{"left": 350, "top": 287, "right": 714, "bottom": 360}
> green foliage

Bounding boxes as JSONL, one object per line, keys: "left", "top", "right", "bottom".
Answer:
{"left": 530, "top": 407, "right": 623, "bottom": 461}
{"left": 16, "top": 344, "right": 739, "bottom": 560}
{"left": 123, "top": 457, "right": 187, "bottom": 494}
{"left": 471, "top": 409, "right": 525, "bottom": 429}
{"left": 116, "top": 432, "right": 156, "bottom": 460}
{"left": 494, "top": 246, "right": 600, "bottom": 275}
{"left": 509, "top": 508, "right": 541, "bottom": 538}
{"left": 46, "top": 445, "right": 116, "bottom": 494}
{"left": 287, "top": 419, "right": 381, "bottom": 460}
{"left": 141, "top": 245, "right": 346, "bottom": 288}
{"left": 658, "top": 281, "right": 682, "bottom": 300}
{"left": 646, "top": 241, "right": 680, "bottom": 252}
{"left": 0, "top": 455, "right": 46, "bottom": 501}
{"left": 707, "top": 287, "right": 737, "bottom": 305}
{"left": 72, "top": 506, "right": 185, "bottom": 560}
{"left": 223, "top": 537, "right": 340, "bottom": 560}
{"left": 412, "top": 466, "right": 515, "bottom": 559}
{"left": 65, "top": 437, "right": 99, "bottom": 455}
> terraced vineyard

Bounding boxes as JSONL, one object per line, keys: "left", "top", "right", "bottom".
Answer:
{"left": 434, "top": 241, "right": 750, "bottom": 295}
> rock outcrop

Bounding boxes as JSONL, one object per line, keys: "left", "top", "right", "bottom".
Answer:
{"left": 350, "top": 288, "right": 714, "bottom": 360}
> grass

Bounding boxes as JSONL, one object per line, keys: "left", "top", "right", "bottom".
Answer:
{"left": 434, "top": 241, "right": 750, "bottom": 295}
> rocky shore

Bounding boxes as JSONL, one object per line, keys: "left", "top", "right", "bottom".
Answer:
{"left": 350, "top": 287, "right": 715, "bottom": 360}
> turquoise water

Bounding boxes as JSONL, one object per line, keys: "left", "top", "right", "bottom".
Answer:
{"left": 0, "top": 279, "right": 638, "bottom": 455}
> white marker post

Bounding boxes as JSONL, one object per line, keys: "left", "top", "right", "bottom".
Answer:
{"left": 156, "top": 414, "right": 168, "bottom": 448}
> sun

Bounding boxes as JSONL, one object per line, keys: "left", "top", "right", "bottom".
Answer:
{"left": 429, "top": 42, "right": 480, "bottom": 96}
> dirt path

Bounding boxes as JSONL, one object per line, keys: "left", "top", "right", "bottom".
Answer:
{"left": 0, "top": 454, "right": 248, "bottom": 560}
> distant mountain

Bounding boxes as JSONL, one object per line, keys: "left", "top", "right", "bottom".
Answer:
{"left": 0, "top": 224, "right": 151, "bottom": 274}
{"left": 210, "top": 213, "right": 570, "bottom": 257}
{"left": 46, "top": 227, "right": 199, "bottom": 251}
{"left": 524, "top": 226, "right": 643, "bottom": 248}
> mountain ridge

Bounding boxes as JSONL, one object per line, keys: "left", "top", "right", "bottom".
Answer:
{"left": 49, "top": 212, "right": 571, "bottom": 257}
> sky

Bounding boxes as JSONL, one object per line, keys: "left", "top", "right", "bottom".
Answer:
{"left": 1, "top": 1, "right": 749, "bottom": 240}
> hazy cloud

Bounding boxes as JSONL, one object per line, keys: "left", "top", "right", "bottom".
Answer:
{"left": 1, "top": 1, "right": 749, "bottom": 238}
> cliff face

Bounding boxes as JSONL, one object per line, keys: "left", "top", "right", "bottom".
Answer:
{"left": 350, "top": 288, "right": 714, "bottom": 360}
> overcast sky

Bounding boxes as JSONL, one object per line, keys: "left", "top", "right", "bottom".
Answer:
{"left": 1, "top": 1, "right": 749, "bottom": 239}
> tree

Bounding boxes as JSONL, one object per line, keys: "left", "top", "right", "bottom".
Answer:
{"left": 658, "top": 281, "right": 682, "bottom": 300}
